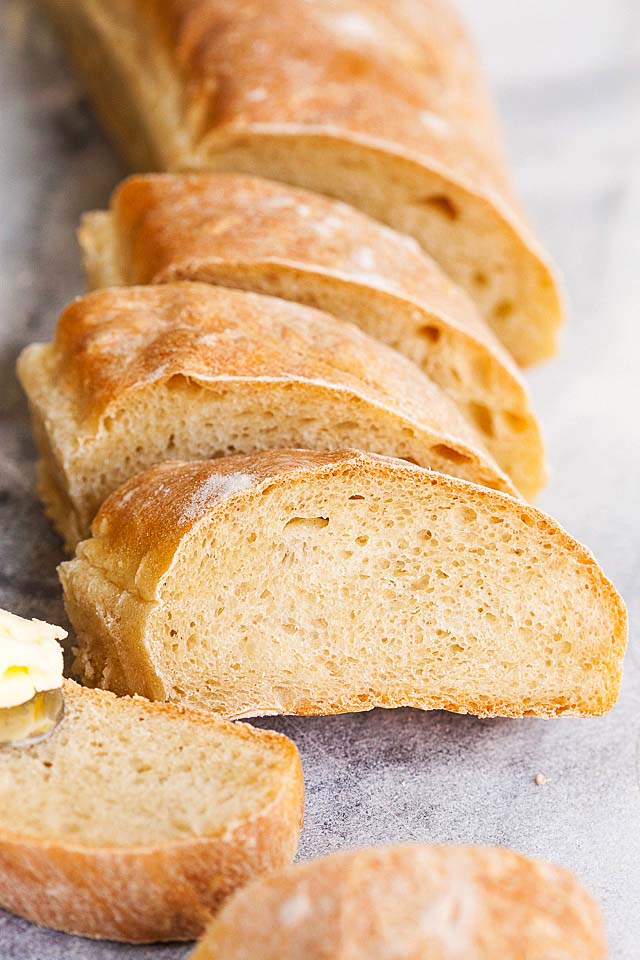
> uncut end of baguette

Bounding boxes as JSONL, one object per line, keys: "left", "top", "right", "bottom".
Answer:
{"left": 0, "top": 681, "right": 303, "bottom": 941}
{"left": 62, "top": 451, "right": 627, "bottom": 721}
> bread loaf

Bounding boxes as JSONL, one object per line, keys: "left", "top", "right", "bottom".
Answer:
{"left": 80, "top": 173, "right": 545, "bottom": 497}
{"left": 190, "top": 844, "right": 606, "bottom": 960}
{"left": 40, "top": 0, "right": 562, "bottom": 364}
{"left": 60, "top": 449, "right": 627, "bottom": 720}
{"left": 17, "top": 283, "right": 516, "bottom": 550}
{"left": 0, "top": 680, "right": 303, "bottom": 941}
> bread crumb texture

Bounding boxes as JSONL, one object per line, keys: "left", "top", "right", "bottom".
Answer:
{"left": 61, "top": 450, "right": 627, "bottom": 720}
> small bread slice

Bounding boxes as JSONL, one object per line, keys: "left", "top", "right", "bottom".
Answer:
{"left": 79, "top": 173, "right": 545, "bottom": 497}
{"left": 0, "top": 680, "right": 303, "bottom": 942}
{"left": 17, "top": 283, "right": 516, "bottom": 551}
{"left": 40, "top": 0, "right": 562, "bottom": 365}
{"left": 190, "top": 845, "right": 606, "bottom": 960}
{"left": 59, "top": 450, "right": 627, "bottom": 720}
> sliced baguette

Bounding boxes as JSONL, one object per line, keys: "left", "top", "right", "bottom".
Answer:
{"left": 80, "top": 173, "right": 545, "bottom": 497}
{"left": 60, "top": 450, "right": 627, "bottom": 720}
{"left": 190, "top": 844, "right": 606, "bottom": 960}
{"left": 0, "top": 679, "right": 303, "bottom": 942}
{"left": 17, "top": 283, "right": 516, "bottom": 551}
{"left": 40, "top": 0, "right": 562, "bottom": 364}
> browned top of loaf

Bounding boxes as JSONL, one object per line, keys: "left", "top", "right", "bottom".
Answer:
{"left": 52, "top": 283, "right": 507, "bottom": 468}
{"left": 82, "top": 449, "right": 626, "bottom": 660}
{"left": 108, "top": 173, "right": 512, "bottom": 365}
{"left": 192, "top": 844, "right": 606, "bottom": 960}
{"left": 144, "top": 0, "right": 527, "bottom": 219}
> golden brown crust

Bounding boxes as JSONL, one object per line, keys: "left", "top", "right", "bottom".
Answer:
{"left": 151, "top": 0, "right": 509, "bottom": 195}
{"left": 0, "top": 681, "right": 304, "bottom": 942}
{"left": 91, "top": 173, "right": 502, "bottom": 349}
{"left": 191, "top": 844, "right": 606, "bottom": 960}
{"left": 51, "top": 283, "right": 489, "bottom": 439}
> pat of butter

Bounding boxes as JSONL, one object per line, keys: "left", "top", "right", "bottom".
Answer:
{"left": 0, "top": 609, "right": 65, "bottom": 709}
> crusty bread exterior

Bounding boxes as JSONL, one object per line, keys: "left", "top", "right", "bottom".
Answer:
{"left": 0, "top": 680, "right": 304, "bottom": 942}
{"left": 190, "top": 844, "right": 606, "bottom": 960}
{"left": 17, "top": 282, "right": 516, "bottom": 550}
{"left": 60, "top": 450, "right": 627, "bottom": 720}
{"left": 79, "top": 173, "right": 545, "bottom": 497}
{"left": 40, "top": 0, "right": 562, "bottom": 364}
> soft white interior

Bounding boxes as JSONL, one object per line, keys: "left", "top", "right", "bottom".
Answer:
{"left": 0, "top": 684, "right": 290, "bottom": 845}
{"left": 146, "top": 470, "right": 613, "bottom": 718}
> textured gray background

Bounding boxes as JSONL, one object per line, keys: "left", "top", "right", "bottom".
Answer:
{"left": 1, "top": 0, "right": 638, "bottom": 956}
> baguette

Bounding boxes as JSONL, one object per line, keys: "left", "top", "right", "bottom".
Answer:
{"left": 40, "top": 0, "right": 562, "bottom": 364}
{"left": 0, "top": 680, "right": 303, "bottom": 941}
{"left": 17, "top": 283, "right": 516, "bottom": 551}
{"left": 190, "top": 844, "right": 606, "bottom": 960}
{"left": 80, "top": 173, "right": 545, "bottom": 497}
{"left": 60, "top": 449, "right": 627, "bottom": 720}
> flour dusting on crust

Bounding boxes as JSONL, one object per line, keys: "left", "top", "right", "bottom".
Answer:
{"left": 179, "top": 473, "right": 255, "bottom": 523}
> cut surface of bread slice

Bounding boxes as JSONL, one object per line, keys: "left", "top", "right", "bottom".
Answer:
{"left": 190, "top": 844, "right": 606, "bottom": 960}
{"left": 80, "top": 173, "right": 545, "bottom": 497}
{"left": 41, "top": 0, "right": 562, "bottom": 364}
{"left": 0, "top": 680, "right": 303, "bottom": 942}
{"left": 60, "top": 450, "right": 627, "bottom": 720}
{"left": 17, "top": 283, "right": 516, "bottom": 551}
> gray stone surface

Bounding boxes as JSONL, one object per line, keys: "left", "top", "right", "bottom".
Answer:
{"left": 0, "top": 0, "right": 638, "bottom": 956}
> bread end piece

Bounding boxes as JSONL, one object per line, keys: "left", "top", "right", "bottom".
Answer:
{"left": 190, "top": 844, "right": 606, "bottom": 960}
{"left": 0, "top": 681, "right": 304, "bottom": 941}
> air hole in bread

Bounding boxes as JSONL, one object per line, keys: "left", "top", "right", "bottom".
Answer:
{"left": 468, "top": 401, "right": 495, "bottom": 438}
{"left": 284, "top": 516, "right": 329, "bottom": 531}
{"left": 430, "top": 443, "right": 472, "bottom": 465}
{"left": 418, "top": 324, "right": 442, "bottom": 343}
{"left": 419, "top": 194, "right": 459, "bottom": 221}
{"left": 165, "top": 375, "right": 187, "bottom": 393}
{"left": 473, "top": 270, "right": 489, "bottom": 288}
{"left": 492, "top": 298, "right": 514, "bottom": 321}
{"left": 503, "top": 411, "right": 529, "bottom": 433}
{"left": 349, "top": 494, "right": 365, "bottom": 501}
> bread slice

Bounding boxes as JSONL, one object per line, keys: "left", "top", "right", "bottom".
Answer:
{"left": 40, "top": 0, "right": 562, "bottom": 364}
{"left": 190, "top": 844, "right": 606, "bottom": 960}
{"left": 0, "top": 679, "right": 303, "bottom": 942}
{"left": 79, "top": 173, "right": 545, "bottom": 497}
{"left": 59, "top": 449, "right": 627, "bottom": 720}
{"left": 17, "top": 283, "right": 516, "bottom": 551}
